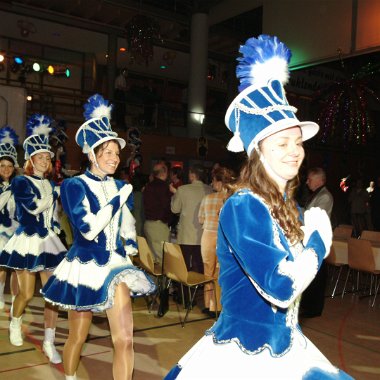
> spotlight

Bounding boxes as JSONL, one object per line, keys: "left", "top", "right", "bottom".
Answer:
{"left": 0, "top": 53, "right": 4, "bottom": 63}
{"left": 32, "top": 62, "right": 41, "bottom": 72}
{"left": 47, "top": 65, "right": 55, "bottom": 75}
{"left": 54, "top": 66, "right": 71, "bottom": 78}
{"left": 14, "top": 56, "right": 24, "bottom": 65}
{"left": 26, "top": 95, "right": 33, "bottom": 101}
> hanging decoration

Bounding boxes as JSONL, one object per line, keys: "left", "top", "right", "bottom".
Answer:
{"left": 315, "top": 56, "right": 380, "bottom": 148}
{"left": 125, "top": 15, "right": 160, "bottom": 66}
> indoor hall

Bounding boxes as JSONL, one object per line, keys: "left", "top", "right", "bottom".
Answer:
{"left": 0, "top": 279, "right": 379, "bottom": 380}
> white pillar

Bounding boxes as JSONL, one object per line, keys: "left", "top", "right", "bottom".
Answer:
{"left": 187, "top": 12, "right": 209, "bottom": 138}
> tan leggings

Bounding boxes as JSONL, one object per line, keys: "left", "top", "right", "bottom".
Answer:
{"left": 13, "top": 269, "right": 58, "bottom": 327}
{"left": 64, "top": 283, "right": 134, "bottom": 380}
{"left": 0, "top": 269, "right": 19, "bottom": 296}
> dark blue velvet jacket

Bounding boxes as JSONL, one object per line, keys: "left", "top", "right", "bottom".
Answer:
{"left": 11, "top": 175, "right": 60, "bottom": 237}
{"left": 206, "top": 189, "right": 325, "bottom": 356}
{"left": 60, "top": 170, "right": 135, "bottom": 266}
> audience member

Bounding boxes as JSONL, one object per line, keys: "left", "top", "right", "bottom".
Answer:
{"left": 300, "top": 167, "right": 333, "bottom": 319}
{"left": 170, "top": 164, "right": 212, "bottom": 273}
{"left": 142, "top": 79, "right": 159, "bottom": 127}
{"left": 131, "top": 172, "right": 148, "bottom": 237}
{"left": 370, "top": 175, "right": 380, "bottom": 231}
{"left": 113, "top": 68, "right": 128, "bottom": 130}
{"left": 143, "top": 163, "right": 173, "bottom": 265}
{"left": 348, "top": 178, "right": 370, "bottom": 237}
{"left": 198, "top": 166, "right": 235, "bottom": 317}
{"left": 169, "top": 166, "right": 184, "bottom": 190}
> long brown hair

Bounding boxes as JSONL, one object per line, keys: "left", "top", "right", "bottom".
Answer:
{"left": 234, "top": 149, "right": 303, "bottom": 244}
{"left": 212, "top": 166, "right": 237, "bottom": 197}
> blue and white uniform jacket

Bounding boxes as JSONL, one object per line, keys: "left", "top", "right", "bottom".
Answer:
{"left": 206, "top": 189, "right": 326, "bottom": 356}
{"left": 0, "top": 181, "right": 19, "bottom": 247}
{"left": 41, "top": 170, "right": 156, "bottom": 311}
{"left": 12, "top": 175, "right": 60, "bottom": 236}
{"left": 60, "top": 170, "right": 137, "bottom": 263}
{"left": 0, "top": 175, "right": 66, "bottom": 271}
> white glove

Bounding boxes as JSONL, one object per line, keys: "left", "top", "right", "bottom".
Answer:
{"left": 302, "top": 207, "right": 332, "bottom": 258}
{"left": 119, "top": 184, "right": 133, "bottom": 204}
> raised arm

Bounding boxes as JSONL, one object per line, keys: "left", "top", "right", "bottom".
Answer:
{"left": 12, "top": 176, "right": 58, "bottom": 215}
{"left": 219, "top": 191, "right": 326, "bottom": 308}
{"left": 61, "top": 177, "right": 132, "bottom": 241}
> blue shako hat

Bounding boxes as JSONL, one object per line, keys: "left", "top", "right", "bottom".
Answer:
{"left": 0, "top": 126, "right": 19, "bottom": 167}
{"left": 75, "top": 94, "right": 126, "bottom": 153}
{"left": 23, "top": 114, "right": 54, "bottom": 160}
{"left": 225, "top": 35, "right": 319, "bottom": 156}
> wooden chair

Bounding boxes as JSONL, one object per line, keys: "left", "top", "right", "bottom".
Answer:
{"left": 333, "top": 226, "right": 353, "bottom": 240}
{"left": 136, "top": 236, "right": 163, "bottom": 312}
{"left": 360, "top": 230, "right": 380, "bottom": 242}
{"left": 343, "top": 238, "right": 380, "bottom": 306}
{"left": 162, "top": 241, "right": 218, "bottom": 327}
{"left": 325, "top": 243, "right": 348, "bottom": 297}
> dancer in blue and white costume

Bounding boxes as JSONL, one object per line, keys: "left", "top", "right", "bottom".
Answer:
{"left": 42, "top": 94, "right": 156, "bottom": 380}
{"left": 164, "top": 36, "right": 354, "bottom": 380}
{"left": 0, "top": 115, "right": 66, "bottom": 364}
{"left": 0, "top": 126, "right": 20, "bottom": 310}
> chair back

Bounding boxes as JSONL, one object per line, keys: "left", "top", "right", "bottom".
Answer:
{"left": 325, "top": 245, "right": 337, "bottom": 265}
{"left": 163, "top": 242, "right": 188, "bottom": 283}
{"left": 360, "top": 230, "right": 380, "bottom": 242}
{"left": 137, "top": 236, "right": 155, "bottom": 273}
{"left": 333, "top": 226, "right": 353, "bottom": 240}
{"left": 347, "top": 237, "right": 375, "bottom": 273}
{"left": 328, "top": 240, "right": 348, "bottom": 265}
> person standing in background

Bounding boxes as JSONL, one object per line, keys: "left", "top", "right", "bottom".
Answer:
{"left": 0, "top": 126, "right": 20, "bottom": 310}
{"left": 198, "top": 166, "right": 235, "bottom": 317}
{"left": 170, "top": 164, "right": 212, "bottom": 273}
{"left": 370, "top": 175, "right": 380, "bottom": 231}
{"left": 130, "top": 172, "right": 148, "bottom": 237}
{"left": 348, "top": 178, "right": 370, "bottom": 237}
{"left": 114, "top": 68, "right": 128, "bottom": 130}
{"left": 300, "top": 167, "right": 333, "bottom": 319}
{"left": 169, "top": 166, "right": 184, "bottom": 190}
{"left": 143, "top": 162, "right": 173, "bottom": 265}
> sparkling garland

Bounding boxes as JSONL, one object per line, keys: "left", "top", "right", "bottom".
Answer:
{"left": 125, "top": 15, "right": 160, "bottom": 66}
{"left": 316, "top": 62, "right": 380, "bottom": 147}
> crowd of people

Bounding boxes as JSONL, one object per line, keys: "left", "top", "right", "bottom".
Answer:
{"left": 3, "top": 33, "right": 379, "bottom": 380}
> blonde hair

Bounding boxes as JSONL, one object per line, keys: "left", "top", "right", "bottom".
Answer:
{"left": 233, "top": 149, "right": 303, "bottom": 244}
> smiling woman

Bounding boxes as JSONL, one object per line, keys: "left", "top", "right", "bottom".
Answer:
{"left": 41, "top": 94, "right": 156, "bottom": 380}
{"left": 90, "top": 140, "right": 121, "bottom": 177}
{"left": 164, "top": 35, "right": 353, "bottom": 380}
{"left": 0, "top": 115, "right": 67, "bottom": 364}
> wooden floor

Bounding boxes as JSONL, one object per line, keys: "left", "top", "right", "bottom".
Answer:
{"left": 0, "top": 277, "right": 380, "bottom": 380}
